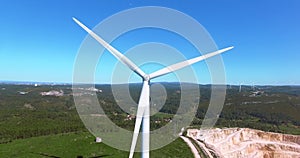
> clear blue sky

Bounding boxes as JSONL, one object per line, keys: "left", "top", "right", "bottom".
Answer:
{"left": 0, "top": 0, "right": 299, "bottom": 85}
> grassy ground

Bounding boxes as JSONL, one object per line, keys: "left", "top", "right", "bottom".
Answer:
{"left": 0, "top": 132, "right": 193, "bottom": 158}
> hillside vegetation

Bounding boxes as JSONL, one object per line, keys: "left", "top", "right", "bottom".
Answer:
{"left": 0, "top": 83, "right": 299, "bottom": 156}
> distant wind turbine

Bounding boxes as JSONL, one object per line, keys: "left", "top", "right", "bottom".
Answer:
{"left": 239, "top": 83, "right": 243, "bottom": 93}
{"left": 73, "top": 17, "right": 233, "bottom": 158}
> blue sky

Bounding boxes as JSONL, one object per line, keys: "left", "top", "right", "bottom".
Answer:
{"left": 0, "top": 0, "right": 299, "bottom": 85}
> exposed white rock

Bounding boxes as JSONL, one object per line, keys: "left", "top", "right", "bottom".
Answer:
{"left": 40, "top": 90, "right": 64, "bottom": 96}
{"left": 72, "top": 87, "right": 102, "bottom": 96}
{"left": 187, "top": 128, "right": 300, "bottom": 158}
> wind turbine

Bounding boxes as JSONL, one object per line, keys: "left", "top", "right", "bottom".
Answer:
{"left": 73, "top": 17, "right": 233, "bottom": 158}
{"left": 239, "top": 83, "right": 242, "bottom": 92}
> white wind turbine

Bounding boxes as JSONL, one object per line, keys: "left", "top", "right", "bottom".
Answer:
{"left": 73, "top": 17, "right": 233, "bottom": 158}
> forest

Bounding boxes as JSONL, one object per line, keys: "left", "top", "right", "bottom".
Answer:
{"left": 0, "top": 83, "right": 299, "bottom": 144}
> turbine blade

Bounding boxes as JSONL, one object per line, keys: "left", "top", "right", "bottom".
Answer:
{"left": 129, "top": 81, "right": 150, "bottom": 158}
{"left": 149, "top": 46, "right": 234, "bottom": 79}
{"left": 72, "top": 17, "right": 147, "bottom": 80}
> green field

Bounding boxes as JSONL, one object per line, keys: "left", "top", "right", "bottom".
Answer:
{"left": 0, "top": 132, "right": 193, "bottom": 158}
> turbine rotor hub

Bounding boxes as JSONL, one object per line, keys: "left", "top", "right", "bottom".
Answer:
{"left": 144, "top": 75, "right": 150, "bottom": 82}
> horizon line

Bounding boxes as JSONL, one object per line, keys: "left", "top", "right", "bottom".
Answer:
{"left": 0, "top": 80, "right": 299, "bottom": 86}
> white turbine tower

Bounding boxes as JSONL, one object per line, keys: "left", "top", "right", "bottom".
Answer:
{"left": 73, "top": 17, "right": 233, "bottom": 158}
